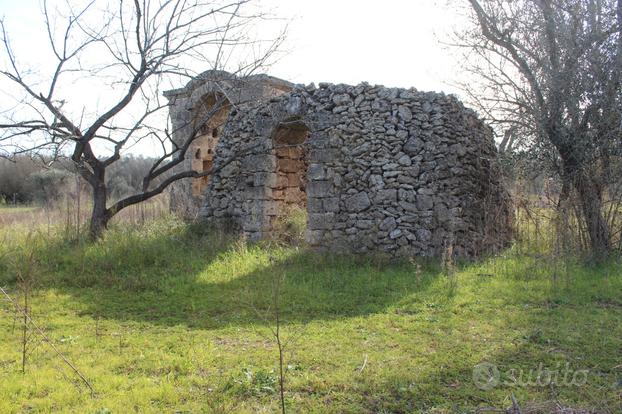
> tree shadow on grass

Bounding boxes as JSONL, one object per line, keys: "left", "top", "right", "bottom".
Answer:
{"left": 338, "top": 342, "right": 619, "bottom": 413}
{"left": 65, "top": 249, "right": 444, "bottom": 330}
{"left": 4, "top": 221, "right": 446, "bottom": 330}
{"left": 320, "top": 274, "right": 622, "bottom": 413}
{"left": 76, "top": 244, "right": 621, "bottom": 412}
{"left": 5, "top": 221, "right": 620, "bottom": 411}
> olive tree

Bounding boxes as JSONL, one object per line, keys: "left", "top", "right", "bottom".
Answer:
{"left": 456, "top": 0, "right": 622, "bottom": 254}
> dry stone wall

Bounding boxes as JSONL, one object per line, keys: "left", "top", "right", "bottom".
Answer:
{"left": 197, "top": 79, "right": 513, "bottom": 257}
{"left": 165, "top": 70, "right": 293, "bottom": 217}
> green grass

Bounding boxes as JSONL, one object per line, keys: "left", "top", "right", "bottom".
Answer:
{"left": 0, "top": 217, "right": 620, "bottom": 413}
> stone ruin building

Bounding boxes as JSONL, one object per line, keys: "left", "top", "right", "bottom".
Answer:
{"left": 165, "top": 70, "right": 513, "bottom": 257}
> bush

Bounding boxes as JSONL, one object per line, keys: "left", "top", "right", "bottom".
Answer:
{"left": 27, "top": 169, "right": 73, "bottom": 205}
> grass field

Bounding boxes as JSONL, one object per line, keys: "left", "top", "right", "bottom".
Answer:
{"left": 0, "top": 205, "right": 39, "bottom": 213}
{"left": 0, "top": 215, "right": 620, "bottom": 413}
{"left": 0, "top": 205, "right": 41, "bottom": 225}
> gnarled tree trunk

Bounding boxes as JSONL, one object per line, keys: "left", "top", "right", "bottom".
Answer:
{"left": 573, "top": 170, "right": 611, "bottom": 255}
{"left": 89, "top": 176, "right": 111, "bottom": 240}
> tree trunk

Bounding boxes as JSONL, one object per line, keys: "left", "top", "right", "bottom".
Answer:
{"left": 89, "top": 181, "right": 110, "bottom": 240}
{"left": 556, "top": 132, "right": 611, "bottom": 256}
{"left": 573, "top": 170, "right": 611, "bottom": 256}
{"left": 557, "top": 174, "right": 571, "bottom": 211}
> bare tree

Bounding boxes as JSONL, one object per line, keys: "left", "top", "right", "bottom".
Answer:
{"left": 455, "top": 0, "right": 622, "bottom": 255}
{"left": 0, "top": 0, "right": 285, "bottom": 238}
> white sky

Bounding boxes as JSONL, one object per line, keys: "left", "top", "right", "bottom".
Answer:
{"left": 0, "top": 0, "right": 471, "bottom": 156}
{"left": 263, "top": 0, "right": 465, "bottom": 93}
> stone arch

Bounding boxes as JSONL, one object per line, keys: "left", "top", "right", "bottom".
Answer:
{"left": 271, "top": 116, "right": 311, "bottom": 219}
{"left": 190, "top": 92, "right": 230, "bottom": 197}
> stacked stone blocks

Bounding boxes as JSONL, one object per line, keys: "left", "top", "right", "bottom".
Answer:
{"left": 166, "top": 71, "right": 513, "bottom": 257}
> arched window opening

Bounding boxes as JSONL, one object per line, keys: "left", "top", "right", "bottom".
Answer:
{"left": 272, "top": 118, "right": 310, "bottom": 213}
{"left": 190, "top": 92, "right": 230, "bottom": 197}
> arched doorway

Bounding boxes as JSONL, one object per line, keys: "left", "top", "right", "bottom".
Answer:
{"left": 272, "top": 117, "right": 310, "bottom": 224}
{"left": 190, "top": 93, "right": 230, "bottom": 197}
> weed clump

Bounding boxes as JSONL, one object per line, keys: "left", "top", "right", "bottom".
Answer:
{"left": 270, "top": 205, "right": 307, "bottom": 246}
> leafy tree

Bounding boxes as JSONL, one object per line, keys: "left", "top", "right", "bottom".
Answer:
{"left": 28, "top": 168, "right": 73, "bottom": 205}
{"left": 457, "top": 0, "right": 622, "bottom": 254}
{"left": 106, "top": 155, "right": 162, "bottom": 200}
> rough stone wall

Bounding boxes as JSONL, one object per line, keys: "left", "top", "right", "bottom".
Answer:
{"left": 164, "top": 70, "right": 293, "bottom": 217}
{"left": 189, "top": 99, "right": 230, "bottom": 198}
{"left": 197, "top": 80, "right": 513, "bottom": 257}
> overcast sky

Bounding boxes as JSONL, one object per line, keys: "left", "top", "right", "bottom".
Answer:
{"left": 0, "top": 0, "right": 470, "bottom": 156}
{"left": 262, "top": 0, "right": 465, "bottom": 93}
{"left": 0, "top": 0, "right": 466, "bottom": 89}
